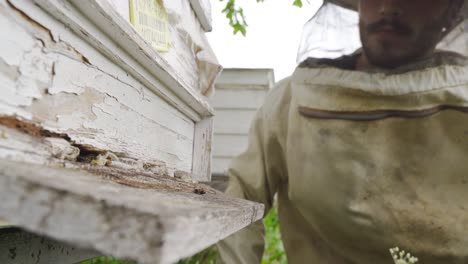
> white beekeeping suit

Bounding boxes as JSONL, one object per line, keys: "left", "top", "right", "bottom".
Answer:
{"left": 217, "top": 1, "right": 468, "bottom": 264}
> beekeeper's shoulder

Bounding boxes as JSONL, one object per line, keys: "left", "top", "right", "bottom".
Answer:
{"left": 259, "top": 77, "right": 293, "bottom": 124}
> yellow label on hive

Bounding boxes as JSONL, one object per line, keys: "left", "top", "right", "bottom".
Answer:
{"left": 129, "top": 0, "right": 170, "bottom": 52}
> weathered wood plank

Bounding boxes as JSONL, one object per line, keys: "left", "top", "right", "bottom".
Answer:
{"left": 74, "top": 0, "right": 216, "bottom": 115}
{"left": 191, "top": 117, "right": 214, "bottom": 182}
{"left": 189, "top": 0, "right": 212, "bottom": 32}
{"left": 0, "top": 227, "right": 100, "bottom": 264}
{"left": 15, "top": 0, "right": 213, "bottom": 120}
{"left": 105, "top": 0, "right": 219, "bottom": 97}
{"left": 106, "top": 0, "right": 129, "bottom": 20}
{"left": 0, "top": 125, "right": 58, "bottom": 165}
{"left": 0, "top": 159, "right": 264, "bottom": 264}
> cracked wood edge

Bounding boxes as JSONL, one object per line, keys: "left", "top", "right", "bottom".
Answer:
{"left": 0, "top": 159, "right": 264, "bottom": 264}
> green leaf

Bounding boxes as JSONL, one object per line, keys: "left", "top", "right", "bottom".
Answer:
{"left": 293, "top": 0, "right": 303, "bottom": 8}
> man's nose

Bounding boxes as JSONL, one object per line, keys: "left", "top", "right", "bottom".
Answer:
{"left": 379, "top": 0, "right": 403, "bottom": 18}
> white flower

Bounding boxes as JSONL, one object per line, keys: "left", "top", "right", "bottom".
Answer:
{"left": 389, "top": 247, "right": 419, "bottom": 264}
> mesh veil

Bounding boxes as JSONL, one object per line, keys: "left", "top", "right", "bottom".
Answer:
{"left": 297, "top": 0, "right": 468, "bottom": 64}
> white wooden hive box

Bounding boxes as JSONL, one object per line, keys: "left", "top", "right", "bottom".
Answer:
{"left": 0, "top": 0, "right": 263, "bottom": 263}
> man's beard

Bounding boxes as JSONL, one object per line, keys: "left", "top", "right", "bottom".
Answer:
{"left": 359, "top": 18, "right": 445, "bottom": 69}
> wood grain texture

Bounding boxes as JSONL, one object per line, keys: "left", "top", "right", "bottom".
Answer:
{"left": 33, "top": 0, "right": 213, "bottom": 120}
{"left": 0, "top": 125, "right": 59, "bottom": 166}
{"left": 191, "top": 117, "right": 214, "bottom": 182}
{"left": 106, "top": 0, "right": 220, "bottom": 96}
{"left": 0, "top": 227, "right": 100, "bottom": 264}
{"left": 0, "top": 159, "right": 264, "bottom": 264}
{"left": 189, "top": 0, "right": 212, "bottom": 32}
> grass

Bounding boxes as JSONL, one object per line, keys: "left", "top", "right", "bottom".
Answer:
{"left": 81, "top": 257, "right": 135, "bottom": 264}
{"left": 81, "top": 207, "right": 286, "bottom": 264}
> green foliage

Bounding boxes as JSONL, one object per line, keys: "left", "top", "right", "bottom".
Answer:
{"left": 220, "top": 0, "right": 248, "bottom": 36}
{"left": 177, "top": 207, "right": 286, "bottom": 264}
{"left": 80, "top": 257, "right": 135, "bottom": 264}
{"left": 292, "top": 0, "right": 303, "bottom": 7}
{"left": 219, "top": 0, "right": 303, "bottom": 36}
{"left": 81, "top": 208, "right": 286, "bottom": 264}
{"left": 262, "top": 207, "right": 287, "bottom": 264}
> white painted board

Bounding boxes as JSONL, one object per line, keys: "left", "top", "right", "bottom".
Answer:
{"left": 211, "top": 69, "right": 274, "bottom": 174}
{"left": 212, "top": 157, "right": 232, "bottom": 175}
{"left": 212, "top": 89, "right": 270, "bottom": 110}
{"left": 212, "top": 134, "right": 249, "bottom": 158}
{"left": 189, "top": 0, "right": 212, "bottom": 32}
{"left": 213, "top": 109, "right": 258, "bottom": 135}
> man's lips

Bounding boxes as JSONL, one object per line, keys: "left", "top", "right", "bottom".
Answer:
{"left": 367, "top": 20, "right": 412, "bottom": 37}
{"left": 377, "top": 25, "right": 399, "bottom": 32}
{"left": 370, "top": 26, "right": 410, "bottom": 39}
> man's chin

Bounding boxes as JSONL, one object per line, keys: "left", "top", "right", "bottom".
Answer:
{"left": 364, "top": 48, "right": 417, "bottom": 69}
{"left": 367, "top": 56, "right": 407, "bottom": 69}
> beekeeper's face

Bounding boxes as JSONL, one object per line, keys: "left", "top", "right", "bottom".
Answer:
{"left": 358, "top": 0, "right": 452, "bottom": 68}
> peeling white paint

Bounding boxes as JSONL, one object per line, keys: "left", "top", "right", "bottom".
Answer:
{"left": 0, "top": 102, "right": 33, "bottom": 120}
{"left": 16, "top": 45, "right": 54, "bottom": 101}
{"left": 0, "top": 12, "right": 53, "bottom": 107}
{"left": 0, "top": 1, "right": 197, "bottom": 174}
{"left": 0, "top": 11, "right": 36, "bottom": 66}
{"left": 51, "top": 56, "right": 194, "bottom": 139}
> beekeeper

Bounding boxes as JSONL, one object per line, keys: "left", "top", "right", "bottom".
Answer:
{"left": 217, "top": 0, "right": 468, "bottom": 263}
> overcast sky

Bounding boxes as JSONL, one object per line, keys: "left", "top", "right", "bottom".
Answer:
{"left": 207, "top": 0, "right": 323, "bottom": 81}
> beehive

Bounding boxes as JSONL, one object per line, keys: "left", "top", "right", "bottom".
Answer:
{"left": 0, "top": 1, "right": 263, "bottom": 263}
